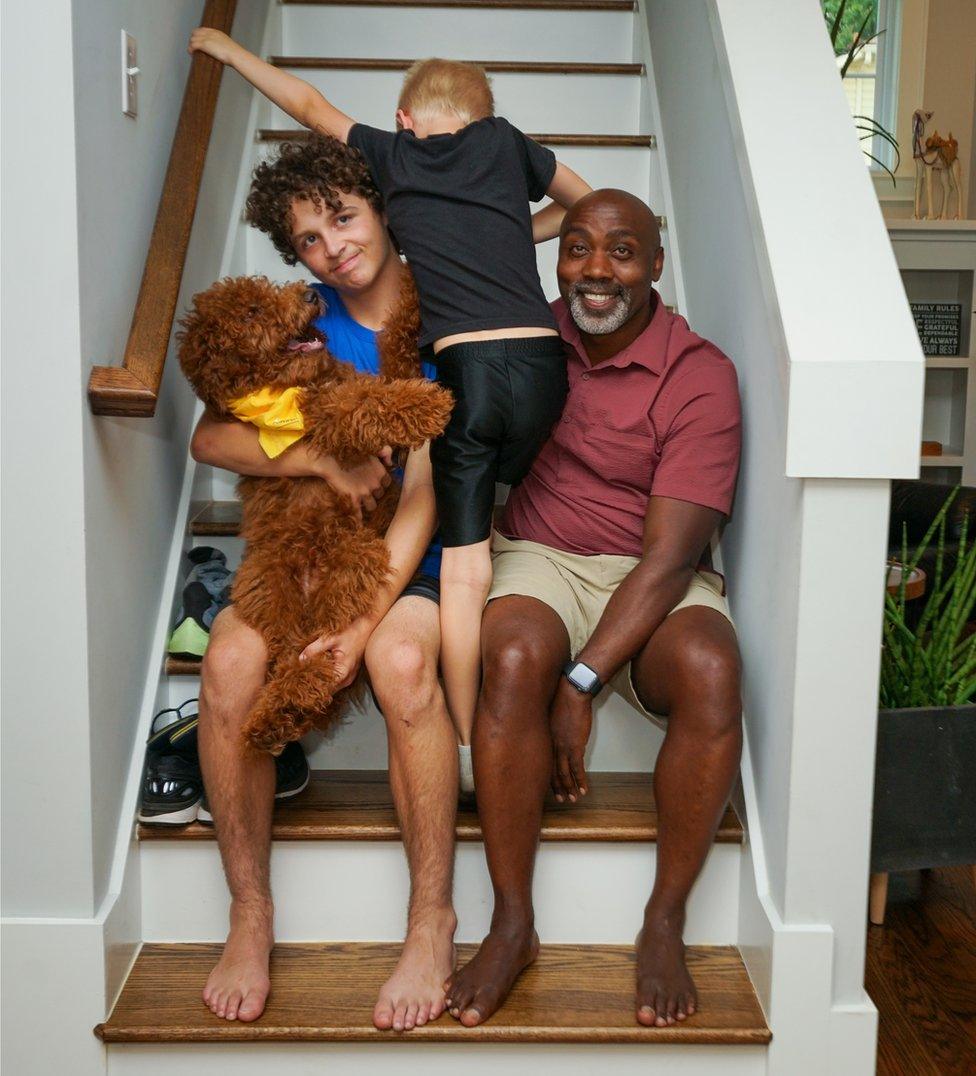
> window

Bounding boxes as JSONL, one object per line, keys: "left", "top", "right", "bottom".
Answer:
{"left": 825, "top": 0, "right": 902, "bottom": 172}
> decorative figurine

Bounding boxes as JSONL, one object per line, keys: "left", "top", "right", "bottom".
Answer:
{"left": 913, "top": 109, "right": 963, "bottom": 220}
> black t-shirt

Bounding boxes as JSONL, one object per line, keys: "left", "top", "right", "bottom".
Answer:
{"left": 348, "top": 117, "right": 559, "bottom": 347}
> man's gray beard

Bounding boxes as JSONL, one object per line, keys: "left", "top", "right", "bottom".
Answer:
{"left": 567, "top": 285, "right": 633, "bottom": 335}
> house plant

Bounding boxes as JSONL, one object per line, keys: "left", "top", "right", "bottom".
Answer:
{"left": 871, "top": 486, "right": 976, "bottom": 921}
{"left": 822, "top": 0, "right": 901, "bottom": 184}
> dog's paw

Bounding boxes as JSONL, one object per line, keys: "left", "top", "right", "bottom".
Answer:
{"left": 394, "top": 381, "right": 454, "bottom": 445}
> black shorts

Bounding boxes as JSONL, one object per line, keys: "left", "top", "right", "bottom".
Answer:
{"left": 429, "top": 337, "right": 569, "bottom": 548}
{"left": 399, "top": 572, "right": 440, "bottom": 604}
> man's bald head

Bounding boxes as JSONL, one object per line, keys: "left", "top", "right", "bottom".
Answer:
{"left": 557, "top": 188, "right": 665, "bottom": 341}
{"left": 561, "top": 188, "right": 661, "bottom": 252}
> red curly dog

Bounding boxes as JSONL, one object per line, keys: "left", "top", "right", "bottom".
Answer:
{"left": 178, "top": 274, "right": 451, "bottom": 754}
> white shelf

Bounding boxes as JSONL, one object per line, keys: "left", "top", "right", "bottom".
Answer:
{"left": 887, "top": 218, "right": 976, "bottom": 234}
{"left": 920, "top": 453, "right": 964, "bottom": 467}
{"left": 925, "top": 355, "right": 971, "bottom": 369}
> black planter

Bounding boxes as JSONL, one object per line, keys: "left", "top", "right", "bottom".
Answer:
{"left": 871, "top": 704, "right": 976, "bottom": 873}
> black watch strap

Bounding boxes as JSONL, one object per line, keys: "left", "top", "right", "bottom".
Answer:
{"left": 562, "top": 660, "right": 603, "bottom": 696}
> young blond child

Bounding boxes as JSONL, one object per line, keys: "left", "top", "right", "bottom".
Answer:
{"left": 189, "top": 31, "right": 591, "bottom": 793}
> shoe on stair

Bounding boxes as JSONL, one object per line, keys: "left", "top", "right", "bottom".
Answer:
{"left": 138, "top": 700, "right": 203, "bottom": 825}
{"left": 197, "top": 741, "right": 310, "bottom": 824}
{"left": 166, "top": 547, "right": 233, "bottom": 660}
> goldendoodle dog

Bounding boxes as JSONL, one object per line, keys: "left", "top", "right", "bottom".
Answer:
{"left": 178, "top": 274, "right": 451, "bottom": 754}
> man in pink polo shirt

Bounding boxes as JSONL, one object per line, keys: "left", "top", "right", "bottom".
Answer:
{"left": 445, "top": 190, "right": 742, "bottom": 1029}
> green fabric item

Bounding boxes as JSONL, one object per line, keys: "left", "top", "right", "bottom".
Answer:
{"left": 167, "top": 617, "right": 210, "bottom": 658}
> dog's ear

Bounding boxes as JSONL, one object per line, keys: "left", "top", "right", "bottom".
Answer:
{"left": 177, "top": 298, "right": 255, "bottom": 414}
{"left": 377, "top": 272, "right": 422, "bottom": 381}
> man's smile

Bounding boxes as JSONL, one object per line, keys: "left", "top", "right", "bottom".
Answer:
{"left": 580, "top": 293, "right": 620, "bottom": 312}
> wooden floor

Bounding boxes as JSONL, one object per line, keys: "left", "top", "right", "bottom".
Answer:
{"left": 96, "top": 942, "right": 770, "bottom": 1044}
{"left": 865, "top": 866, "right": 976, "bottom": 1076}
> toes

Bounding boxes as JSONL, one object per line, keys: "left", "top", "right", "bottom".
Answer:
{"left": 665, "top": 996, "right": 678, "bottom": 1025}
{"left": 224, "top": 990, "right": 243, "bottom": 1021}
{"left": 416, "top": 1001, "right": 431, "bottom": 1026}
{"left": 392, "top": 1000, "right": 408, "bottom": 1033}
{"left": 448, "top": 980, "right": 474, "bottom": 1020}
{"left": 238, "top": 989, "right": 266, "bottom": 1023}
{"left": 459, "top": 1005, "right": 484, "bottom": 1027}
{"left": 373, "top": 998, "right": 394, "bottom": 1030}
{"left": 636, "top": 1004, "right": 655, "bottom": 1027}
{"left": 404, "top": 1002, "right": 419, "bottom": 1031}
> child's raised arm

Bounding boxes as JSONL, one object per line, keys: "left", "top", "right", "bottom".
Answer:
{"left": 189, "top": 29, "right": 354, "bottom": 142}
{"left": 531, "top": 161, "right": 592, "bottom": 243}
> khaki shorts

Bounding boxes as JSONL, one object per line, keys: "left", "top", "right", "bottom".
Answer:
{"left": 488, "top": 531, "right": 734, "bottom": 728}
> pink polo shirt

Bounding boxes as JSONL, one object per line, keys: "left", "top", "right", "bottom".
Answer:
{"left": 499, "top": 293, "right": 741, "bottom": 558}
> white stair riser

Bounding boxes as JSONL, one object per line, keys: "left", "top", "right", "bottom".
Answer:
{"left": 284, "top": 6, "right": 636, "bottom": 63}
{"left": 141, "top": 840, "right": 740, "bottom": 944}
{"left": 266, "top": 70, "right": 642, "bottom": 134}
{"left": 108, "top": 1043, "right": 767, "bottom": 1076}
{"left": 166, "top": 675, "right": 664, "bottom": 770}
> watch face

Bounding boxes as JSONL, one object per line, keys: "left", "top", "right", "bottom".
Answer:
{"left": 569, "top": 662, "right": 600, "bottom": 694}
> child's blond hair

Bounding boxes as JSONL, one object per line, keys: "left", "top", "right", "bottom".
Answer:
{"left": 398, "top": 58, "right": 495, "bottom": 126}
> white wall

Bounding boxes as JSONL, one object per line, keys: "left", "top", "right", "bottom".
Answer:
{"left": 2, "top": 0, "right": 96, "bottom": 919}
{"left": 73, "top": 0, "right": 267, "bottom": 909}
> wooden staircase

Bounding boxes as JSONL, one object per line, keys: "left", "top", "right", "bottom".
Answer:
{"left": 100, "top": 0, "right": 769, "bottom": 1071}
{"left": 105, "top": 773, "right": 766, "bottom": 1055}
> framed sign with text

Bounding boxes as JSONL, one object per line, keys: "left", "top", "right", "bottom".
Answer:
{"left": 910, "top": 303, "right": 962, "bottom": 356}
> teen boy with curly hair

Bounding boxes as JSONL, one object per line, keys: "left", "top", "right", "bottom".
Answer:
{"left": 191, "top": 136, "right": 457, "bottom": 1032}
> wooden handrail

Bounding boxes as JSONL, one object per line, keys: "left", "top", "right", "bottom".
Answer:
{"left": 88, "top": 0, "right": 237, "bottom": 417}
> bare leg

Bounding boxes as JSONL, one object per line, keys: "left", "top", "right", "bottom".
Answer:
{"left": 366, "top": 597, "right": 458, "bottom": 1032}
{"left": 629, "top": 607, "right": 742, "bottom": 1027}
{"left": 438, "top": 540, "right": 492, "bottom": 745}
{"left": 197, "top": 607, "right": 276, "bottom": 1023}
{"left": 445, "top": 596, "right": 569, "bottom": 1026}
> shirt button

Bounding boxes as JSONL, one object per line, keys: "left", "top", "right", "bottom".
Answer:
{"left": 582, "top": 373, "right": 590, "bottom": 381}
{"left": 563, "top": 416, "right": 571, "bottom": 423}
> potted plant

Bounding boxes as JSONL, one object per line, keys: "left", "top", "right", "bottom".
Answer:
{"left": 870, "top": 487, "right": 976, "bottom": 923}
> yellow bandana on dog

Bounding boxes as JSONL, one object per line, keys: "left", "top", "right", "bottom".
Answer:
{"left": 228, "top": 386, "right": 305, "bottom": 459}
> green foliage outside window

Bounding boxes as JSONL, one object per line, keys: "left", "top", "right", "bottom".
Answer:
{"left": 822, "top": 0, "right": 878, "bottom": 57}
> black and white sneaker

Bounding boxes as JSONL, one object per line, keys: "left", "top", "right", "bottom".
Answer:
{"left": 197, "top": 741, "right": 310, "bottom": 824}
{"left": 137, "top": 700, "right": 203, "bottom": 825}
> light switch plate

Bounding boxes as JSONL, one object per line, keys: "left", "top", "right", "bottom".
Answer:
{"left": 121, "top": 30, "right": 138, "bottom": 117}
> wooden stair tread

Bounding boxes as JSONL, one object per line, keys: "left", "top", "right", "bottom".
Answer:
{"left": 269, "top": 57, "right": 643, "bottom": 74}
{"left": 283, "top": 0, "right": 636, "bottom": 9}
{"left": 258, "top": 129, "right": 656, "bottom": 147}
{"left": 139, "top": 769, "right": 743, "bottom": 843}
{"left": 96, "top": 942, "right": 769, "bottom": 1043}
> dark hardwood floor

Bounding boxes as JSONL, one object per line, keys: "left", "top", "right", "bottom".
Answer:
{"left": 866, "top": 866, "right": 976, "bottom": 1075}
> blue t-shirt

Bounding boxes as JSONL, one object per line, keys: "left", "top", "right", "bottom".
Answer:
{"left": 311, "top": 282, "right": 441, "bottom": 579}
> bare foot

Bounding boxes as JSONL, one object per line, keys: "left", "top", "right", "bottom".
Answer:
{"left": 202, "top": 900, "right": 274, "bottom": 1022}
{"left": 444, "top": 919, "right": 539, "bottom": 1027}
{"left": 635, "top": 911, "right": 697, "bottom": 1027}
{"left": 373, "top": 909, "right": 457, "bottom": 1032}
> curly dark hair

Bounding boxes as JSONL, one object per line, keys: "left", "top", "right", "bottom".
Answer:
{"left": 245, "top": 136, "right": 384, "bottom": 266}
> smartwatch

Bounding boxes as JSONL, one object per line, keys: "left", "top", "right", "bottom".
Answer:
{"left": 562, "top": 660, "right": 603, "bottom": 696}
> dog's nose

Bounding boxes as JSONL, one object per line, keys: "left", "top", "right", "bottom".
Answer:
{"left": 303, "top": 288, "right": 317, "bottom": 304}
